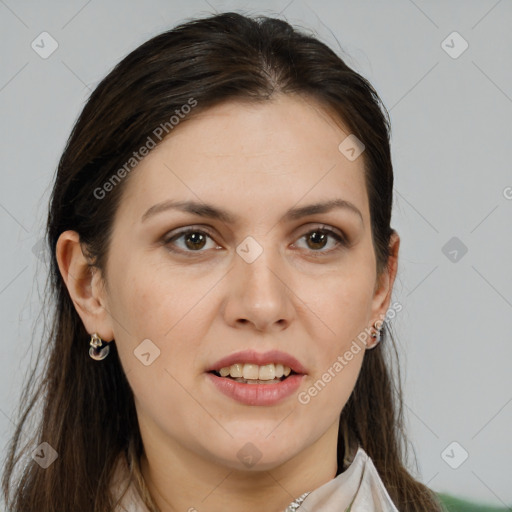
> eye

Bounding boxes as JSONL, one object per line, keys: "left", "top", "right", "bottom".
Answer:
{"left": 163, "top": 228, "right": 219, "bottom": 254}
{"left": 293, "top": 226, "right": 347, "bottom": 254}
{"left": 164, "top": 224, "right": 347, "bottom": 256}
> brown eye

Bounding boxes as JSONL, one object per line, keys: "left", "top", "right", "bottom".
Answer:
{"left": 164, "top": 228, "right": 218, "bottom": 253}
{"left": 182, "top": 232, "right": 208, "bottom": 250}
{"left": 163, "top": 225, "right": 347, "bottom": 257}
{"left": 294, "top": 227, "right": 347, "bottom": 254}
{"left": 307, "top": 231, "right": 329, "bottom": 250}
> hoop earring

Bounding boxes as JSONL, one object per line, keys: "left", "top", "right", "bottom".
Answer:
{"left": 89, "top": 333, "right": 110, "bottom": 360}
{"left": 366, "top": 321, "right": 382, "bottom": 350}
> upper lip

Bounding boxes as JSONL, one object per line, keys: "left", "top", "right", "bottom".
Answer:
{"left": 206, "top": 349, "right": 308, "bottom": 374}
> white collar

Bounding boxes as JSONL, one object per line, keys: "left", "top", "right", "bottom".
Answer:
{"left": 284, "top": 446, "right": 399, "bottom": 511}
{"left": 111, "top": 446, "right": 399, "bottom": 512}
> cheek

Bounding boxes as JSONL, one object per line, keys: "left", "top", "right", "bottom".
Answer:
{"left": 298, "top": 265, "right": 375, "bottom": 342}
{"left": 107, "top": 265, "right": 206, "bottom": 423}
{"left": 294, "top": 261, "right": 374, "bottom": 406}
{"left": 109, "top": 254, "right": 199, "bottom": 337}
{"left": 297, "top": 336, "right": 365, "bottom": 437}
{"left": 107, "top": 256, "right": 214, "bottom": 381}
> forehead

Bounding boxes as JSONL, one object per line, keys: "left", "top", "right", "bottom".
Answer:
{"left": 118, "top": 95, "right": 369, "bottom": 225}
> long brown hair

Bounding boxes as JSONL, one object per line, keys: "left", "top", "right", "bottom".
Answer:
{"left": 2, "top": 11, "right": 444, "bottom": 511}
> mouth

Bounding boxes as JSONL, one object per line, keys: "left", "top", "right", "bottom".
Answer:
{"left": 208, "top": 363, "right": 302, "bottom": 385}
{"left": 204, "top": 350, "right": 307, "bottom": 405}
{"left": 205, "top": 349, "right": 307, "bottom": 378}
{"left": 205, "top": 364, "right": 306, "bottom": 406}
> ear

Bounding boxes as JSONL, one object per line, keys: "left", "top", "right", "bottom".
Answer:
{"left": 370, "top": 230, "right": 400, "bottom": 327}
{"left": 55, "top": 230, "right": 114, "bottom": 341}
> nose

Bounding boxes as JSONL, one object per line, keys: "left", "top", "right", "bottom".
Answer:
{"left": 223, "top": 242, "right": 294, "bottom": 333}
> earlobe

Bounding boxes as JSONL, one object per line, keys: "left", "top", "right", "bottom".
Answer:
{"left": 55, "top": 230, "right": 114, "bottom": 341}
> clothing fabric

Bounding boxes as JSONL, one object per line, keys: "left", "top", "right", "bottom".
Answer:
{"left": 110, "top": 445, "right": 399, "bottom": 511}
{"left": 289, "top": 446, "right": 399, "bottom": 511}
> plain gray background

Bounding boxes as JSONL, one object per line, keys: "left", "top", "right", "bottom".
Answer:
{"left": 1, "top": 0, "right": 511, "bottom": 507}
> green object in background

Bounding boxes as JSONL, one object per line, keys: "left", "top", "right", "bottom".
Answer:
{"left": 436, "top": 492, "right": 512, "bottom": 511}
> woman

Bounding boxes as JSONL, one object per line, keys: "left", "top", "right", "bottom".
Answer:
{"left": 2, "top": 11, "right": 447, "bottom": 512}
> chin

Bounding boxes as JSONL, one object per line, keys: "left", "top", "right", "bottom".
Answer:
{"left": 205, "top": 436, "right": 301, "bottom": 472}
{"left": 216, "top": 452, "right": 292, "bottom": 473}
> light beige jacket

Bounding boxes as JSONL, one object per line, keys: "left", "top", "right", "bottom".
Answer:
{"left": 111, "top": 445, "right": 399, "bottom": 512}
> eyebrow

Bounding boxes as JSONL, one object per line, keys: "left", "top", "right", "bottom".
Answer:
{"left": 141, "top": 198, "right": 363, "bottom": 224}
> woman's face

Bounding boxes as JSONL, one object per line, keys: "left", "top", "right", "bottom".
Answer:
{"left": 97, "top": 94, "right": 397, "bottom": 472}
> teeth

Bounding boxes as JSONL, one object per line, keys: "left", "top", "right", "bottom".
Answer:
{"left": 259, "top": 364, "right": 275, "bottom": 380}
{"left": 231, "top": 363, "right": 243, "bottom": 378}
{"left": 217, "top": 363, "right": 293, "bottom": 380}
{"left": 243, "top": 364, "right": 259, "bottom": 380}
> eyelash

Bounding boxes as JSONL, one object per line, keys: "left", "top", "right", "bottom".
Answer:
{"left": 162, "top": 225, "right": 348, "bottom": 257}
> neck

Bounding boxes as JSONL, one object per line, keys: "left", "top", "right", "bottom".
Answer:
{"left": 139, "top": 422, "right": 339, "bottom": 512}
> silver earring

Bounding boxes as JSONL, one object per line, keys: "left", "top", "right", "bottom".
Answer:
{"left": 89, "top": 333, "right": 110, "bottom": 360}
{"left": 367, "top": 322, "right": 382, "bottom": 350}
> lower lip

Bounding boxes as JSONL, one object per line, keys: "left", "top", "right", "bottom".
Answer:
{"left": 206, "top": 372, "right": 306, "bottom": 406}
